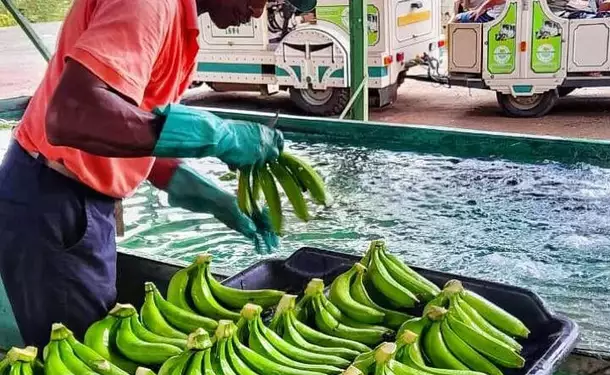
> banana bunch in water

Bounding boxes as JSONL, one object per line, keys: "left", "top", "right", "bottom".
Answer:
{"left": 41, "top": 323, "right": 155, "bottom": 375}
{"left": 295, "top": 278, "right": 395, "bottom": 347}
{"left": 386, "top": 280, "right": 530, "bottom": 375}
{"left": 237, "top": 152, "right": 331, "bottom": 235}
{"left": 167, "top": 254, "right": 285, "bottom": 321}
{"left": 0, "top": 346, "right": 43, "bottom": 375}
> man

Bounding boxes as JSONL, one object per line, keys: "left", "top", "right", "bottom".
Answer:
{"left": 451, "top": 0, "right": 506, "bottom": 22}
{"left": 0, "top": 0, "right": 313, "bottom": 349}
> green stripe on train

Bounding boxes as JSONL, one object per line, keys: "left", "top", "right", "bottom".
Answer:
{"left": 198, "top": 63, "right": 388, "bottom": 78}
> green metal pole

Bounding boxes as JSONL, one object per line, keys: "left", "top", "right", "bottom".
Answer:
{"left": 349, "top": 0, "right": 368, "bottom": 121}
{"left": 1, "top": 0, "right": 51, "bottom": 62}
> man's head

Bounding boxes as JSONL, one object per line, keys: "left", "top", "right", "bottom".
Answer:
{"left": 197, "top": 0, "right": 268, "bottom": 29}
{"left": 197, "top": 0, "right": 317, "bottom": 29}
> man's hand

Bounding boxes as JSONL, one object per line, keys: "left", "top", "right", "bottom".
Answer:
{"left": 301, "top": 12, "right": 316, "bottom": 23}
{"left": 161, "top": 163, "right": 279, "bottom": 253}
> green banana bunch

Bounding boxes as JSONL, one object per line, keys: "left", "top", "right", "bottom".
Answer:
{"left": 424, "top": 279, "right": 530, "bottom": 341}
{"left": 349, "top": 263, "right": 414, "bottom": 329}
{"left": 361, "top": 240, "right": 444, "bottom": 308}
{"left": 85, "top": 312, "right": 141, "bottom": 374}
{"left": 229, "top": 319, "right": 328, "bottom": 375}
{"left": 236, "top": 151, "right": 331, "bottom": 236}
{"left": 112, "top": 304, "right": 183, "bottom": 366}
{"left": 43, "top": 323, "right": 131, "bottom": 375}
{"left": 416, "top": 304, "right": 526, "bottom": 375}
{"left": 198, "top": 254, "right": 285, "bottom": 309}
{"left": 182, "top": 254, "right": 284, "bottom": 321}
{"left": 329, "top": 263, "right": 386, "bottom": 325}
{"left": 297, "top": 279, "right": 394, "bottom": 347}
{"left": 0, "top": 346, "right": 43, "bottom": 375}
{"left": 269, "top": 294, "right": 367, "bottom": 360}
{"left": 395, "top": 329, "right": 486, "bottom": 375}
{"left": 157, "top": 328, "right": 214, "bottom": 375}
{"left": 146, "top": 281, "right": 218, "bottom": 334}
{"left": 240, "top": 303, "right": 345, "bottom": 374}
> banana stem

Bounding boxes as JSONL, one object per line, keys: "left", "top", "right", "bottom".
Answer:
{"left": 135, "top": 367, "right": 157, "bottom": 375}
{"left": 343, "top": 365, "right": 365, "bottom": 375}
{"left": 108, "top": 303, "right": 137, "bottom": 318}
{"left": 426, "top": 306, "right": 448, "bottom": 321}
{"left": 443, "top": 280, "right": 464, "bottom": 296}
{"left": 396, "top": 330, "right": 418, "bottom": 347}
{"left": 196, "top": 254, "right": 213, "bottom": 265}
{"left": 240, "top": 303, "right": 263, "bottom": 320}
{"left": 188, "top": 328, "right": 214, "bottom": 350}
{"left": 304, "top": 278, "right": 325, "bottom": 296}
{"left": 6, "top": 347, "right": 38, "bottom": 363}
{"left": 374, "top": 343, "right": 397, "bottom": 364}
{"left": 49, "top": 323, "right": 73, "bottom": 341}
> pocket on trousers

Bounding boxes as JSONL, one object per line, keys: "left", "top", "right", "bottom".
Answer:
{"left": 64, "top": 195, "right": 93, "bottom": 253}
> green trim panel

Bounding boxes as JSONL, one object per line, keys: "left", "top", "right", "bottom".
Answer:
{"left": 291, "top": 66, "right": 302, "bottom": 80}
{"left": 198, "top": 62, "right": 262, "bottom": 74}
{"left": 513, "top": 85, "right": 533, "bottom": 93}
{"left": 318, "top": 66, "right": 329, "bottom": 80}
{"left": 276, "top": 67, "right": 290, "bottom": 77}
{"left": 201, "top": 107, "right": 610, "bottom": 169}
{"left": 369, "top": 67, "right": 388, "bottom": 77}
{"left": 330, "top": 68, "right": 345, "bottom": 78}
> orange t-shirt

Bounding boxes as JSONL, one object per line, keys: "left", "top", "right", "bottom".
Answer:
{"left": 14, "top": 0, "right": 200, "bottom": 199}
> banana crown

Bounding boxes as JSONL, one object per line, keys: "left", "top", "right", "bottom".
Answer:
{"left": 343, "top": 365, "right": 365, "bottom": 375}
{"left": 426, "top": 306, "right": 448, "bottom": 321}
{"left": 109, "top": 303, "right": 138, "bottom": 318}
{"left": 275, "top": 294, "right": 298, "bottom": 315}
{"left": 188, "top": 328, "right": 214, "bottom": 350}
{"left": 5, "top": 346, "right": 38, "bottom": 364}
{"left": 49, "top": 323, "right": 73, "bottom": 341}
{"left": 304, "top": 278, "right": 325, "bottom": 296}
{"left": 214, "top": 320, "right": 238, "bottom": 342}
{"left": 443, "top": 280, "right": 465, "bottom": 296}
{"left": 195, "top": 254, "right": 213, "bottom": 265}
{"left": 396, "top": 330, "right": 418, "bottom": 346}
{"left": 241, "top": 303, "right": 264, "bottom": 320}
{"left": 374, "top": 342, "right": 397, "bottom": 364}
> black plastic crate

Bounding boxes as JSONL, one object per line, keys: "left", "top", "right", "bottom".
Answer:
{"left": 222, "top": 246, "right": 579, "bottom": 375}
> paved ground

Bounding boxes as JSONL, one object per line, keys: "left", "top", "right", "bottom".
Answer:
{"left": 2, "top": 22, "right": 610, "bottom": 139}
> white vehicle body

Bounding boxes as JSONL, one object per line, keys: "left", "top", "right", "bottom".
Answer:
{"left": 194, "top": 0, "right": 443, "bottom": 115}
{"left": 447, "top": 0, "right": 610, "bottom": 116}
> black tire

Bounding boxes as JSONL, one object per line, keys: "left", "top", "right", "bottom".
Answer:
{"left": 290, "top": 87, "right": 350, "bottom": 116}
{"left": 189, "top": 81, "right": 204, "bottom": 89}
{"left": 496, "top": 90, "right": 559, "bottom": 118}
{"left": 558, "top": 87, "right": 576, "bottom": 97}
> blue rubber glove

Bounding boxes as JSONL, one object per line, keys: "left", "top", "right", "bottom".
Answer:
{"left": 166, "top": 163, "right": 279, "bottom": 253}
{"left": 153, "top": 104, "right": 284, "bottom": 169}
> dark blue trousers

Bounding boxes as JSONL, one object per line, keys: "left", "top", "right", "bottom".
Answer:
{"left": 0, "top": 140, "right": 117, "bottom": 349}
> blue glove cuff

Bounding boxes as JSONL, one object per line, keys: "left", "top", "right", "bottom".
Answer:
{"left": 152, "top": 104, "right": 226, "bottom": 158}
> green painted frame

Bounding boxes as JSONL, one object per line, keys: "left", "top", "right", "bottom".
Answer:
{"left": 2, "top": 99, "right": 610, "bottom": 168}
{"left": 200, "top": 106, "right": 610, "bottom": 169}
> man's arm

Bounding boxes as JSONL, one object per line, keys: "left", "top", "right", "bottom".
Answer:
{"left": 46, "top": 58, "right": 164, "bottom": 158}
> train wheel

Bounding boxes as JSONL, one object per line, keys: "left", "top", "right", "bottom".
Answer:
{"left": 290, "top": 87, "right": 350, "bottom": 116}
{"left": 496, "top": 89, "right": 559, "bottom": 117}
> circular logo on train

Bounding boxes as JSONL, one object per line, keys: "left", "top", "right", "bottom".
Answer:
{"left": 536, "top": 44, "right": 555, "bottom": 63}
{"left": 493, "top": 45, "right": 512, "bottom": 65}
